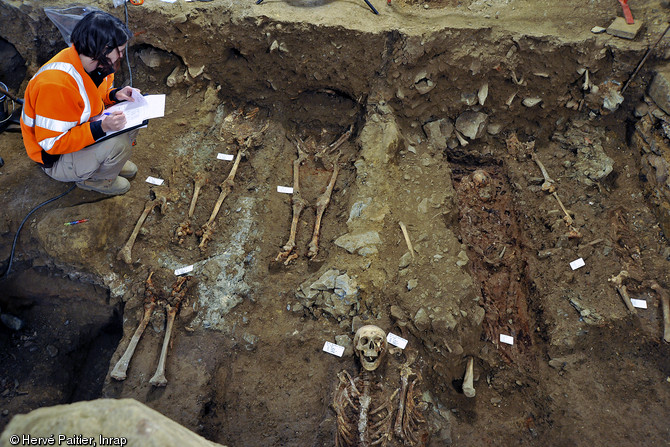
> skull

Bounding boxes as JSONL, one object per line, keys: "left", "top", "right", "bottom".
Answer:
{"left": 353, "top": 325, "right": 388, "bottom": 371}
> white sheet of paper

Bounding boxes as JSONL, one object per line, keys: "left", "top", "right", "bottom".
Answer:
{"left": 500, "top": 334, "right": 514, "bottom": 345}
{"left": 387, "top": 332, "right": 408, "bottom": 349}
{"left": 174, "top": 265, "right": 194, "bottom": 276}
{"left": 217, "top": 153, "right": 234, "bottom": 161}
{"left": 93, "top": 94, "right": 166, "bottom": 133}
{"left": 570, "top": 258, "right": 585, "bottom": 270}
{"left": 142, "top": 95, "right": 166, "bottom": 120}
{"left": 129, "top": 88, "right": 148, "bottom": 107}
{"left": 630, "top": 299, "right": 647, "bottom": 309}
{"left": 323, "top": 341, "right": 345, "bottom": 357}
{"left": 146, "top": 176, "right": 164, "bottom": 186}
{"left": 277, "top": 186, "right": 294, "bottom": 194}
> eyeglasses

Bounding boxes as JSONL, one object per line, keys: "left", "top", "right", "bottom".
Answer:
{"left": 105, "top": 45, "right": 126, "bottom": 63}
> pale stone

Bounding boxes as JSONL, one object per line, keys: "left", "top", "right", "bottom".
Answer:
{"left": 606, "top": 17, "right": 643, "bottom": 40}
{"left": 455, "top": 112, "right": 488, "bottom": 140}
{"left": 334, "top": 274, "right": 359, "bottom": 299}
{"left": 407, "top": 279, "right": 418, "bottom": 291}
{"left": 487, "top": 123, "right": 503, "bottom": 135}
{"left": 335, "top": 231, "right": 382, "bottom": 255}
{"left": 187, "top": 65, "right": 205, "bottom": 79}
{"left": 390, "top": 305, "right": 408, "bottom": 321}
{"left": 324, "top": 292, "right": 352, "bottom": 318}
{"left": 347, "top": 198, "right": 389, "bottom": 226}
{"left": 335, "top": 335, "right": 353, "bottom": 357}
{"left": 399, "top": 252, "right": 413, "bottom": 269}
{"left": 358, "top": 246, "right": 379, "bottom": 256}
{"left": 456, "top": 250, "right": 469, "bottom": 267}
{"left": 359, "top": 114, "right": 403, "bottom": 166}
{"left": 478, "top": 83, "right": 488, "bottom": 105}
{"left": 461, "top": 92, "right": 478, "bottom": 106}
{"left": 418, "top": 197, "right": 429, "bottom": 214}
{"left": 413, "top": 307, "right": 430, "bottom": 331}
{"left": 311, "top": 269, "right": 340, "bottom": 291}
{"left": 415, "top": 79, "right": 435, "bottom": 95}
{"left": 138, "top": 48, "right": 162, "bottom": 68}
{"left": 431, "top": 313, "right": 458, "bottom": 332}
{"left": 0, "top": 399, "right": 225, "bottom": 447}
{"left": 469, "top": 305, "right": 486, "bottom": 327}
{"left": 423, "top": 119, "right": 454, "bottom": 148}
{"left": 649, "top": 65, "right": 670, "bottom": 115}
{"left": 522, "top": 97, "right": 542, "bottom": 107}
{"left": 0, "top": 314, "right": 23, "bottom": 331}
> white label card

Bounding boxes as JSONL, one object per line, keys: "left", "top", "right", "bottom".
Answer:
{"left": 146, "top": 176, "right": 164, "bottom": 186}
{"left": 500, "top": 334, "right": 514, "bottom": 345}
{"left": 570, "top": 258, "right": 585, "bottom": 270}
{"left": 217, "top": 153, "right": 234, "bottom": 161}
{"left": 630, "top": 299, "right": 647, "bottom": 309}
{"left": 174, "top": 265, "right": 194, "bottom": 276}
{"left": 277, "top": 186, "right": 294, "bottom": 194}
{"left": 323, "top": 341, "right": 345, "bottom": 357}
{"left": 387, "top": 332, "right": 408, "bottom": 349}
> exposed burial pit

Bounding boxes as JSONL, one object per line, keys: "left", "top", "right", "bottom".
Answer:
{"left": 0, "top": 269, "right": 122, "bottom": 412}
{"left": 1, "top": 0, "right": 670, "bottom": 445}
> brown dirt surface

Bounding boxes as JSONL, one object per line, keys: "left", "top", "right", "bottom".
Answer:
{"left": 1, "top": 0, "right": 670, "bottom": 446}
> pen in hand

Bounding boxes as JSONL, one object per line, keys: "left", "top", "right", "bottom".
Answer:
{"left": 101, "top": 110, "right": 126, "bottom": 132}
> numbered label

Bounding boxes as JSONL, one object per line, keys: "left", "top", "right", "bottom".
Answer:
{"left": 217, "top": 153, "right": 234, "bottom": 161}
{"left": 631, "top": 299, "right": 647, "bottom": 309}
{"left": 174, "top": 265, "right": 194, "bottom": 276}
{"left": 499, "top": 334, "right": 514, "bottom": 345}
{"left": 146, "top": 176, "right": 165, "bottom": 186}
{"left": 323, "top": 341, "right": 345, "bottom": 357}
{"left": 570, "top": 258, "right": 585, "bottom": 270}
{"left": 387, "top": 332, "right": 408, "bottom": 349}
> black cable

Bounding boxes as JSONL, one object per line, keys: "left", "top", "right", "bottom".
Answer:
{"left": 124, "top": 1, "right": 133, "bottom": 88}
{"left": 1, "top": 184, "right": 76, "bottom": 279}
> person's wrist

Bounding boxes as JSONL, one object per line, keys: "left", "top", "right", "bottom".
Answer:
{"left": 90, "top": 120, "right": 106, "bottom": 140}
{"left": 109, "top": 88, "right": 120, "bottom": 103}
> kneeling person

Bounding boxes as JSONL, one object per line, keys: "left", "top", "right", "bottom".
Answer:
{"left": 21, "top": 11, "right": 140, "bottom": 195}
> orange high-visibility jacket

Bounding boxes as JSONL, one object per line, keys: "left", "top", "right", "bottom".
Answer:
{"left": 21, "top": 45, "right": 116, "bottom": 165}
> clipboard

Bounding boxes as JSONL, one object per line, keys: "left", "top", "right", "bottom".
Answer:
{"left": 89, "top": 92, "right": 165, "bottom": 145}
{"left": 93, "top": 119, "right": 148, "bottom": 144}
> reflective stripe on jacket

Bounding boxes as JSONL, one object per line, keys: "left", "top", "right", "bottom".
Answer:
{"left": 21, "top": 45, "right": 116, "bottom": 164}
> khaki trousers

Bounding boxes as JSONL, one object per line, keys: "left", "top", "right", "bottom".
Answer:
{"left": 43, "top": 129, "right": 138, "bottom": 182}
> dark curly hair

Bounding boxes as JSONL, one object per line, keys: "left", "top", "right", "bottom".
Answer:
{"left": 70, "top": 11, "right": 132, "bottom": 74}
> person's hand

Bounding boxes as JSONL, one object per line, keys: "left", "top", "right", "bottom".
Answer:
{"left": 116, "top": 86, "right": 140, "bottom": 102}
{"left": 101, "top": 111, "right": 126, "bottom": 133}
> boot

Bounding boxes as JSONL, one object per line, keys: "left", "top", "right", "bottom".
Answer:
{"left": 76, "top": 176, "right": 130, "bottom": 195}
{"left": 119, "top": 160, "right": 138, "bottom": 179}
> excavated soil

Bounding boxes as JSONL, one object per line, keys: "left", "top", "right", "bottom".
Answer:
{"left": 1, "top": 0, "right": 670, "bottom": 446}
